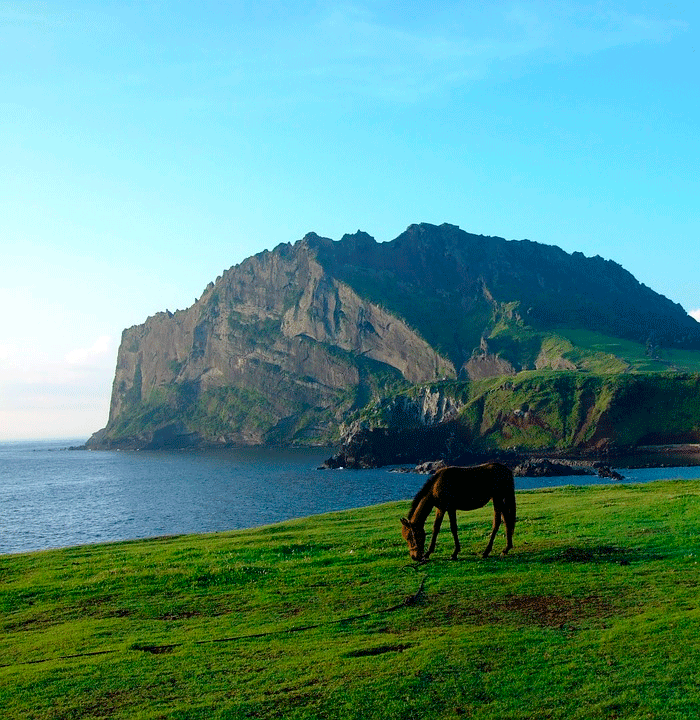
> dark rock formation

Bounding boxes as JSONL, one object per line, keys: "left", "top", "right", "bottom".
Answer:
{"left": 594, "top": 464, "right": 625, "bottom": 481}
{"left": 512, "top": 458, "right": 594, "bottom": 477}
{"left": 320, "top": 420, "right": 474, "bottom": 470}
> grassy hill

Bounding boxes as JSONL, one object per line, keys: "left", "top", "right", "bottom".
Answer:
{"left": 475, "top": 322, "right": 700, "bottom": 375}
{"left": 3, "top": 479, "right": 700, "bottom": 719}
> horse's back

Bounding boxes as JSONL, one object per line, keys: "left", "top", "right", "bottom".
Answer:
{"left": 432, "top": 462, "right": 514, "bottom": 510}
{"left": 479, "top": 462, "right": 515, "bottom": 492}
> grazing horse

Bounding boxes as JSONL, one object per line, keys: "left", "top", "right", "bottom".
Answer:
{"left": 400, "top": 463, "right": 516, "bottom": 562}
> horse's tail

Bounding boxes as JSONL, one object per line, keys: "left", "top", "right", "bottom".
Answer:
{"left": 491, "top": 462, "right": 515, "bottom": 512}
{"left": 494, "top": 464, "right": 516, "bottom": 553}
{"left": 500, "top": 464, "right": 516, "bottom": 524}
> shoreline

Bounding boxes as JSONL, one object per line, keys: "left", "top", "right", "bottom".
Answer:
{"left": 322, "top": 443, "right": 700, "bottom": 473}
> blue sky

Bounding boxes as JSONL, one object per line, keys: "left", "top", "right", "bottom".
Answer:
{"left": 2, "top": 1, "right": 698, "bottom": 440}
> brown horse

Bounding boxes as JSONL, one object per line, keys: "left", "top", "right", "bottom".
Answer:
{"left": 400, "top": 463, "right": 516, "bottom": 562}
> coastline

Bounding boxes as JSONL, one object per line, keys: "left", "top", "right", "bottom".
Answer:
{"left": 322, "top": 443, "right": 700, "bottom": 475}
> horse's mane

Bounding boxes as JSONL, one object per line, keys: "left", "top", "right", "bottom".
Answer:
{"left": 408, "top": 472, "right": 438, "bottom": 519}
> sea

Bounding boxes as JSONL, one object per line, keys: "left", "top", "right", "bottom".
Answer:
{"left": 2, "top": 439, "right": 700, "bottom": 556}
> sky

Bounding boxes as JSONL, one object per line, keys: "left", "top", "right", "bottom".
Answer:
{"left": 1, "top": 1, "right": 699, "bottom": 441}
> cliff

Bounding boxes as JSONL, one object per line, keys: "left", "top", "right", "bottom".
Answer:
{"left": 94, "top": 231, "right": 452, "bottom": 449}
{"left": 88, "top": 223, "right": 700, "bottom": 450}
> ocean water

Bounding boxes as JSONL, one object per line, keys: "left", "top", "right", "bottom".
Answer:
{"left": 1, "top": 440, "right": 699, "bottom": 555}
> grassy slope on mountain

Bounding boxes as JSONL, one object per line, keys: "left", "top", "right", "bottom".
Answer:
{"left": 3, "top": 480, "right": 700, "bottom": 719}
{"left": 551, "top": 328, "right": 700, "bottom": 373}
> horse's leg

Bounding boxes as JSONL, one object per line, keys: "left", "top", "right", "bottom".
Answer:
{"left": 424, "top": 508, "right": 444, "bottom": 559}
{"left": 447, "top": 508, "right": 461, "bottom": 560}
{"left": 501, "top": 503, "right": 516, "bottom": 556}
{"left": 482, "top": 504, "right": 502, "bottom": 559}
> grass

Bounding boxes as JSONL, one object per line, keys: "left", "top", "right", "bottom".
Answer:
{"left": 557, "top": 328, "right": 700, "bottom": 373}
{"left": 2, "top": 480, "right": 700, "bottom": 719}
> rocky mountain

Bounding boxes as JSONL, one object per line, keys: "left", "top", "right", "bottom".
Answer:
{"left": 87, "top": 223, "right": 700, "bottom": 451}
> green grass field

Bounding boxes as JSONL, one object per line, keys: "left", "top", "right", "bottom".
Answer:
{"left": 2, "top": 479, "right": 700, "bottom": 719}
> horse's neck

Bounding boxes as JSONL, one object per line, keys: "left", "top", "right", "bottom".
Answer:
{"left": 409, "top": 493, "right": 434, "bottom": 527}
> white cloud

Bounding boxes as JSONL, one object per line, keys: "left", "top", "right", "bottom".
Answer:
{"left": 0, "top": 408, "right": 108, "bottom": 441}
{"left": 0, "top": 343, "right": 17, "bottom": 362}
{"left": 690, "top": 309, "right": 700, "bottom": 323}
{"left": 0, "top": 357, "right": 114, "bottom": 439}
{"left": 278, "top": 2, "right": 689, "bottom": 102}
{"left": 65, "top": 335, "right": 112, "bottom": 366}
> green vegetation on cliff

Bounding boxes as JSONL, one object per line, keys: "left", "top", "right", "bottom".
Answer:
{"left": 106, "top": 384, "right": 276, "bottom": 445}
{"left": 352, "top": 371, "right": 700, "bottom": 454}
{"left": 470, "top": 371, "right": 700, "bottom": 451}
{"left": 3, "top": 480, "right": 700, "bottom": 719}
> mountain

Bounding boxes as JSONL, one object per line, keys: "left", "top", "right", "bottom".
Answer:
{"left": 87, "top": 223, "right": 700, "bottom": 452}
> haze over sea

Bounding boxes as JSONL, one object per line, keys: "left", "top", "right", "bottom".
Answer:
{"left": 2, "top": 440, "right": 700, "bottom": 556}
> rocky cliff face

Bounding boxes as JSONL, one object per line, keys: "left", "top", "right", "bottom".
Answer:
{"left": 89, "top": 223, "right": 700, "bottom": 450}
{"left": 95, "top": 232, "right": 453, "bottom": 448}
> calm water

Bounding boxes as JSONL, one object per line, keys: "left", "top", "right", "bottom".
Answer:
{"left": 2, "top": 440, "right": 700, "bottom": 555}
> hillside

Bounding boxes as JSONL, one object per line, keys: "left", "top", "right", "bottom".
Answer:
{"left": 3, "top": 481, "right": 700, "bottom": 719}
{"left": 87, "top": 223, "right": 700, "bottom": 451}
{"left": 329, "top": 372, "right": 700, "bottom": 469}
{"left": 318, "top": 224, "right": 700, "bottom": 373}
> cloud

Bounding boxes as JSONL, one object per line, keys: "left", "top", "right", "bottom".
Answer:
{"left": 690, "top": 309, "right": 700, "bottom": 323}
{"left": 65, "top": 335, "right": 113, "bottom": 366}
{"left": 0, "top": 406, "right": 109, "bottom": 441}
{"left": 278, "top": 2, "right": 689, "bottom": 102}
{"left": 0, "top": 343, "right": 17, "bottom": 362}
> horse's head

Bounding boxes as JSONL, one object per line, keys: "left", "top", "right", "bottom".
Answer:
{"left": 401, "top": 517, "right": 426, "bottom": 562}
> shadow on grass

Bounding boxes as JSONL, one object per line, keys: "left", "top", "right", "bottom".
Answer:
{"left": 411, "top": 543, "right": 665, "bottom": 567}
{"left": 548, "top": 544, "right": 664, "bottom": 565}
{"left": 343, "top": 643, "right": 414, "bottom": 658}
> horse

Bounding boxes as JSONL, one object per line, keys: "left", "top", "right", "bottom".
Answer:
{"left": 400, "top": 462, "right": 516, "bottom": 562}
